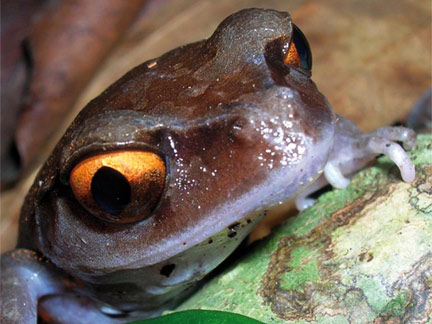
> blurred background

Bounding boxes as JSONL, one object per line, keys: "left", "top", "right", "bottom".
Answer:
{"left": 1, "top": 0, "right": 431, "bottom": 252}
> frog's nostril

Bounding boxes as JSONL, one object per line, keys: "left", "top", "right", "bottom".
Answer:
{"left": 91, "top": 167, "right": 131, "bottom": 215}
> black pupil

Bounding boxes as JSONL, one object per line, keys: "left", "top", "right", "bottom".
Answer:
{"left": 292, "top": 24, "right": 312, "bottom": 70}
{"left": 91, "top": 166, "right": 131, "bottom": 215}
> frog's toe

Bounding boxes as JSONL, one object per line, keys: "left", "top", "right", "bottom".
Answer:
{"left": 370, "top": 126, "right": 417, "bottom": 150}
{"left": 38, "top": 295, "right": 129, "bottom": 324}
{"left": 324, "top": 161, "right": 351, "bottom": 189}
{"left": 295, "top": 196, "right": 316, "bottom": 211}
{"left": 367, "top": 135, "right": 416, "bottom": 182}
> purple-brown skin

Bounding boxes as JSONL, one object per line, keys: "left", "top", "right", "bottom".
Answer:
{"left": 0, "top": 8, "right": 416, "bottom": 324}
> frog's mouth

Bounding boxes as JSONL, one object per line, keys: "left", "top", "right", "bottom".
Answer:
{"left": 137, "top": 211, "right": 265, "bottom": 288}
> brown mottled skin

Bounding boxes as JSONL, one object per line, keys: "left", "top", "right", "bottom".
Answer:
{"left": 1, "top": 8, "right": 416, "bottom": 324}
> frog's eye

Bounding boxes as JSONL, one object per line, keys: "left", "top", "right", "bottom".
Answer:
{"left": 69, "top": 151, "right": 166, "bottom": 224}
{"left": 284, "top": 24, "right": 312, "bottom": 71}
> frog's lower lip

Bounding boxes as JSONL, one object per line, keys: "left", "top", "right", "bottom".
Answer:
{"left": 117, "top": 213, "right": 264, "bottom": 279}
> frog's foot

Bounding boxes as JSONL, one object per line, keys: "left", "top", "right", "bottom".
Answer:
{"left": 295, "top": 175, "right": 328, "bottom": 210}
{"left": 295, "top": 117, "right": 416, "bottom": 211}
{"left": 325, "top": 119, "right": 416, "bottom": 189}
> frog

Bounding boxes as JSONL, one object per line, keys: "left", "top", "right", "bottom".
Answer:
{"left": 0, "top": 8, "right": 416, "bottom": 324}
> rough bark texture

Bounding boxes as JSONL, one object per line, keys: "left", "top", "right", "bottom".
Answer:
{"left": 175, "top": 134, "right": 432, "bottom": 323}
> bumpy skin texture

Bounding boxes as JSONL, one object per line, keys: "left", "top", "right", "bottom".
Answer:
{"left": 0, "top": 9, "right": 416, "bottom": 324}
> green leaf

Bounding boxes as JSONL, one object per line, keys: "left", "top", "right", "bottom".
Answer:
{"left": 128, "top": 310, "right": 265, "bottom": 324}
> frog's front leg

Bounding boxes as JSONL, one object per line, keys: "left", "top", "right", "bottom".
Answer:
{"left": 1, "top": 249, "right": 109, "bottom": 323}
{"left": 1, "top": 249, "right": 65, "bottom": 323}
{"left": 1, "top": 249, "right": 146, "bottom": 323}
{"left": 295, "top": 116, "right": 416, "bottom": 210}
{"left": 38, "top": 295, "right": 134, "bottom": 324}
{"left": 324, "top": 115, "right": 416, "bottom": 187}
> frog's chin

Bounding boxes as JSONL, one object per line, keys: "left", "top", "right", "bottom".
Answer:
{"left": 72, "top": 213, "right": 264, "bottom": 311}
{"left": 124, "top": 210, "right": 265, "bottom": 273}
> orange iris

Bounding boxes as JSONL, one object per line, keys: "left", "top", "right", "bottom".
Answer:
{"left": 70, "top": 150, "right": 166, "bottom": 224}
